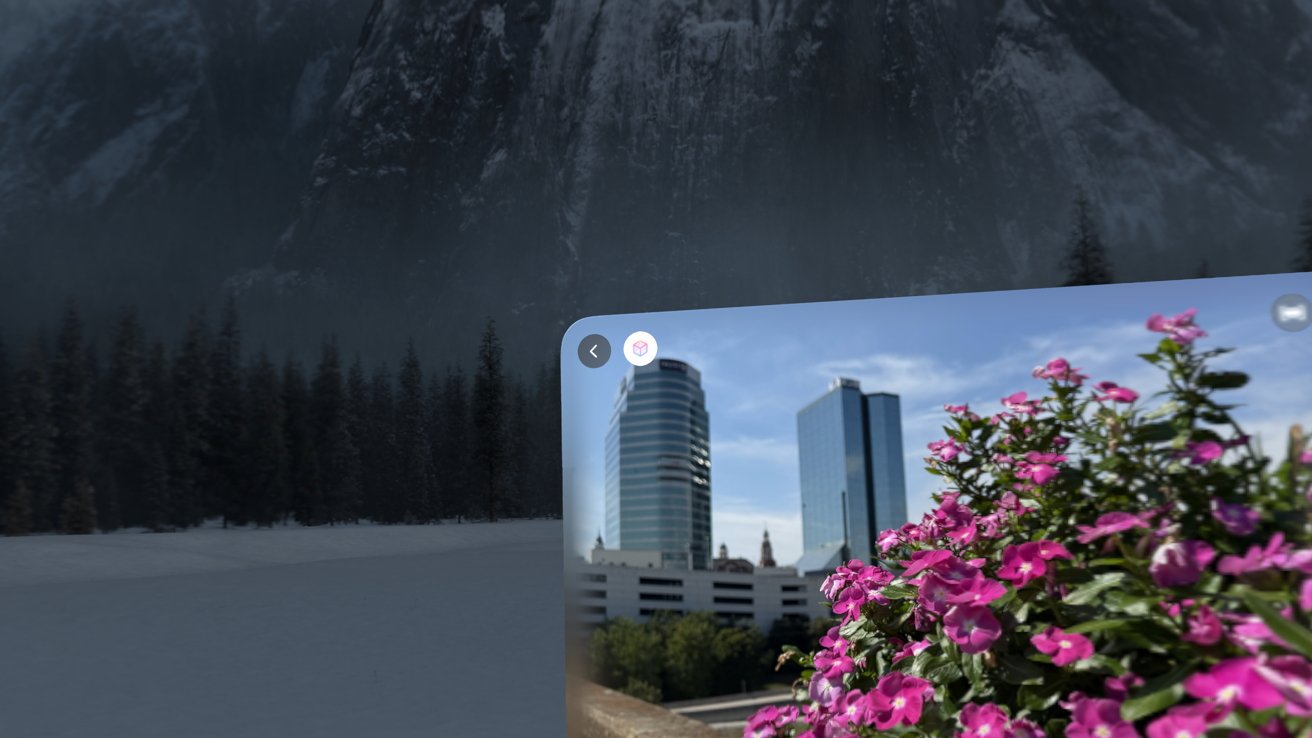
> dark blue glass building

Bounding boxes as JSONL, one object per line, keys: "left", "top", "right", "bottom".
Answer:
{"left": 795, "top": 378, "right": 907, "bottom": 573}
{"left": 605, "top": 359, "right": 712, "bottom": 570}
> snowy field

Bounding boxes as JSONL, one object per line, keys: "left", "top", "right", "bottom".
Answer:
{"left": 0, "top": 521, "right": 566, "bottom": 737}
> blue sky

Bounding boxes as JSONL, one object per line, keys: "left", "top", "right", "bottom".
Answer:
{"left": 560, "top": 273, "right": 1312, "bottom": 565}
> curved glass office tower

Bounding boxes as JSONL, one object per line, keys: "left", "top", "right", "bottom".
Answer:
{"left": 605, "top": 359, "right": 711, "bottom": 570}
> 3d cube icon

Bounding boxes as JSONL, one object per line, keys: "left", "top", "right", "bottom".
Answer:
{"left": 631, "top": 340, "right": 649, "bottom": 357}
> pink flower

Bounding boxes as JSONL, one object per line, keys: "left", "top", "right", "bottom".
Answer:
{"left": 1001, "top": 391, "right": 1041, "bottom": 416}
{"left": 998, "top": 542, "right": 1048, "bottom": 588}
{"left": 746, "top": 704, "right": 801, "bottom": 738}
{"left": 1147, "top": 308, "right": 1207, "bottom": 345}
{"left": 1302, "top": 449, "right": 1312, "bottom": 465}
{"left": 1036, "top": 540, "right": 1073, "bottom": 561}
{"left": 1094, "top": 381, "right": 1140, "bottom": 403}
{"left": 832, "top": 689, "right": 874, "bottom": 729}
{"left": 945, "top": 575, "right": 1008, "bottom": 607}
{"left": 891, "top": 638, "right": 932, "bottom": 664}
{"left": 1218, "top": 533, "right": 1291, "bottom": 575}
{"left": 1077, "top": 511, "right": 1150, "bottom": 544}
{"left": 1253, "top": 655, "right": 1312, "bottom": 716}
{"left": 808, "top": 669, "right": 845, "bottom": 707}
{"left": 877, "top": 528, "right": 902, "bottom": 553}
{"left": 1302, "top": 579, "right": 1312, "bottom": 612}
{"left": 958, "top": 702, "right": 1009, "bottom": 738}
{"left": 944, "top": 604, "right": 1002, "bottom": 654}
{"left": 1145, "top": 705, "right": 1209, "bottom": 738}
{"left": 832, "top": 586, "right": 867, "bottom": 623}
{"left": 1066, "top": 697, "right": 1140, "bottom": 738}
{"left": 917, "top": 573, "right": 957, "bottom": 615}
{"left": 818, "top": 627, "right": 849, "bottom": 654}
{"left": 1181, "top": 604, "right": 1224, "bottom": 646}
{"left": 929, "top": 439, "right": 963, "bottom": 462}
{"left": 814, "top": 648, "right": 856, "bottom": 677}
{"left": 1104, "top": 673, "right": 1144, "bottom": 701}
{"left": 901, "top": 549, "right": 955, "bottom": 579}
{"left": 1150, "top": 540, "right": 1215, "bottom": 587}
{"left": 1185, "top": 440, "right": 1224, "bottom": 465}
{"left": 1184, "top": 657, "right": 1284, "bottom": 712}
{"left": 1017, "top": 461, "right": 1061, "bottom": 486}
{"left": 1031, "top": 626, "right": 1095, "bottom": 667}
{"left": 1209, "top": 498, "right": 1258, "bottom": 536}
{"left": 868, "top": 672, "right": 932, "bottom": 729}
{"left": 945, "top": 403, "right": 971, "bottom": 414}
{"left": 1033, "top": 358, "right": 1088, "bottom": 385}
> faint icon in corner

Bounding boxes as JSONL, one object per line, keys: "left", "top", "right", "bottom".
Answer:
{"left": 623, "top": 331, "right": 658, "bottom": 367}
{"left": 1272, "top": 294, "right": 1311, "bottom": 333}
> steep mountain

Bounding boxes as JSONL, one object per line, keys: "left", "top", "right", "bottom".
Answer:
{"left": 2, "top": 0, "right": 1309, "bottom": 363}
{"left": 0, "top": 0, "right": 373, "bottom": 337}
{"left": 269, "top": 0, "right": 1312, "bottom": 356}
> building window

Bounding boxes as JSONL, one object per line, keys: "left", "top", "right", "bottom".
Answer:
{"left": 640, "top": 592, "right": 684, "bottom": 602}
{"left": 640, "top": 608, "right": 685, "bottom": 616}
{"left": 580, "top": 605, "right": 607, "bottom": 615}
{"left": 713, "top": 596, "right": 753, "bottom": 605}
{"left": 581, "top": 573, "right": 607, "bottom": 583}
{"left": 639, "top": 577, "right": 683, "bottom": 587}
{"left": 580, "top": 590, "right": 606, "bottom": 599}
{"left": 781, "top": 585, "right": 804, "bottom": 592}
{"left": 715, "top": 611, "right": 755, "bottom": 624}
{"left": 782, "top": 598, "right": 806, "bottom": 606}
{"left": 713, "top": 581, "right": 753, "bottom": 591}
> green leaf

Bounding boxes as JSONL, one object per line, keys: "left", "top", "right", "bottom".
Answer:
{"left": 1132, "top": 422, "right": 1177, "bottom": 443}
{"left": 880, "top": 583, "right": 918, "bottom": 600}
{"left": 1198, "top": 371, "right": 1249, "bottom": 390}
{"left": 1064, "top": 618, "right": 1133, "bottom": 635}
{"left": 1063, "top": 573, "right": 1130, "bottom": 606}
{"left": 1121, "top": 683, "right": 1185, "bottom": 722}
{"left": 1239, "top": 589, "right": 1312, "bottom": 659}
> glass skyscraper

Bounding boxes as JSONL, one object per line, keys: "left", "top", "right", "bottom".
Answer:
{"left": 795, "top": 378, "right": 907, "bottom": 572}
{"left": 605, "top": 359, "right": 711, "bottom": 570}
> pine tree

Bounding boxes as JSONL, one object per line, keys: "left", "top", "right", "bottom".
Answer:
{"left": 2, "top": 480, "right": 33, "bottom": 536}
{"left": 98, "top": 310, "right": 147, "bottom": 528}
{"left": 13, "top": 335, "right": 57, "bottom": 531}
{"left": 507, "top": 381, "right": 533, "bottom": 518}
{"left": 533, "top": 360, "right": 563, "bottom": 518}
{"left": 142, "top": 341, "right": 174, "bottom": 530}
{"left": 49, "top": 302, "right": 95, "bottom": 525}
{"left": 242, "top": 351, "right": 287, "bottom": 527}
{"left": 473, "top": 320, "right": 506, "bottom": 523}
{"left": 1295, "top": 197, "right": 1312, "bottom": 272}
{"left": 344, "top": 356, "right": 372, "bottom": 518}
{"left": 143, "top": 442, "right": 172, "bottom": 532}
{"left": 0, "top": 337, "right": 13, "bottom": 518}
{"left": 208, "top": 296, "right": 246, "bottom": 526}
{"left": 60, "top": 477, "right": 98, "bottom": 534}
{"left": 397, "top": 341, "right": 436, "bottom": 522}
{"left": 1061, "top": 190, "right": 1114, "bottom": 286}
{"left": 1196, "top": 259, "right": 1212, "bottom": 279}
{"left": 311, "top": 339, "right": 359, "bottom": 524}
{"left": 367, "top": 365, "right": 403, "bottom": 523}
{"left": 170, "top": 311, "right": 211, "bottom": 528}
{"left": 436, "top": 365, "right": 471, "bottom": 519}
{"left": 283, "top": 358, "right": 321, "bottom": 526}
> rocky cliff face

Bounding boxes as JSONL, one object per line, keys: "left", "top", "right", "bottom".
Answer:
{"left": 271, "top": 0, "right": 1312, "bottom": 350}
{"left": 0, "top": 0, "right": 371, "bottom": 332}
{"left": 3, "top": 0, "right": 1310, "bottom": 358}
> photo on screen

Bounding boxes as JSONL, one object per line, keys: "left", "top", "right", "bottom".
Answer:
{"left": 559, "top": 272, "right": 1312, "bottom": 737}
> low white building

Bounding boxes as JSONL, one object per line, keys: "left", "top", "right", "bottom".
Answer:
{"left": 569, "top": 560, "right": 829, "bottom": 632}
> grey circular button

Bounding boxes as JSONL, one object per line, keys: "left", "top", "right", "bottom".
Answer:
{"left": 1272, "top": 294, "right": 1310, "bottom": 332}
{"left": 577, "top": 334, "right": 612, "bottom": 368}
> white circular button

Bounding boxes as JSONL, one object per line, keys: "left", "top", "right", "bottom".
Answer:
{"left": 623, "top": 331, "right": 658, "bottom": 366}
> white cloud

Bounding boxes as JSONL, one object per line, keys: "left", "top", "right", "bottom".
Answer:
{"left": 715, "top": 436, "right": 796, "bottom": 465}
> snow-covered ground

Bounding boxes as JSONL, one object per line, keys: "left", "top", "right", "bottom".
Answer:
{"left": 0, "top": 521, "right": 566, "bottom": 737}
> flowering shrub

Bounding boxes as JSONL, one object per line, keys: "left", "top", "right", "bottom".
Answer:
{"left": 750, "top": 309, "right": 1312, "bottom": 738}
